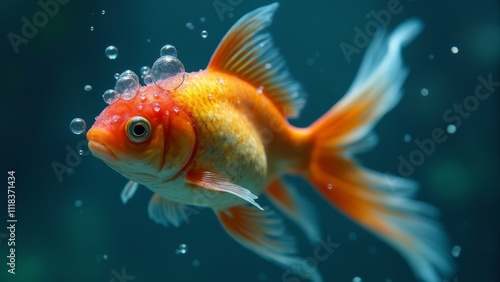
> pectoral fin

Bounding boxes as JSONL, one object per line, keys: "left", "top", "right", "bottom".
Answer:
{"left": 147, "top": 193, "right": 191, "bottom": 227}
{"left": 186, "top": 170, "right": 263, "bottom": 210}
{"left": 120, "top": 180, "right": 139, "bottom": 204}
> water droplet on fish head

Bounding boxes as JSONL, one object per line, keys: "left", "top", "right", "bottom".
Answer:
{"left": 139, "top": 92, "right": 147, "bottom": 101}
{"left": 105, "top": 45, "right": 118, "bottom": 59}
{"left": 153, "top": 103, "right": 161, "bottom": 112}
{"left": 70, "top": 118, "right": 87, "bottom": 135}
{"left": 102, "top": 89, "right": 119, "bottom": 104}
{"left": 137, "top": 103, "right": 143, "bottom": 110}
{"left": 111, "top": 115, "right": 120, "bottom": 123}
{"left": 256, "top": 86, "right": 264, "bottom": 94}
{"left": 160, "top": 44, "right": 178, "bottom": 57}
{"left": 151, "top": 55, "right": 185, "bottom": 91}
{"left": 175, "top": 243, "right": 188, "bottom": 255}
{"left": 84, "top": 84, "right": 92, "bottom": 92}
{"left": 115, "top": 70, "right": 140, "bottom": 100}
{"left": 173, "top": 106, "right": 179, "bottom": 114}
{"left": 201, "top": 30, "right": 208, "bottom": 38}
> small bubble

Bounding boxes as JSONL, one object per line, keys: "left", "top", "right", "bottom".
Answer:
{"left": 90, "top": 26, "right": 94, "bottom": 32}
{"left": 139, "top": 92, "right": 147, "bottom": 101}
{"left": 160, "top": 44, "right": 178, "bottom": 57}
{"left": 151, "top": 55, "right": 186, "bottom": 90}
{"left": 451, "top": 245, "right": 461, "bottom": 257}
{"left": 348, "top": 232, "right": 357, "bottom": 241}
{"left": 78, "top": 149, "right": 84, "bottom": 156}
{"left": 103, "top": 254, "right": 108, "bottom": 260}
{"left": 140, "top": 66, "right": 151, "bottom": 76}
{"left": 137, "top": 103, "right": 143, "bottom": 110}
{"left": 143, "top": 75, "right": 154, "bottom": 86}
{"left": 451, "top": 46, "right": 459, "bottom": 54}
{"left": 105, "top": 45, "right": 118, "bottom": 59}
{"left": 306, "top": 57, "right": 315, "bottom": 66}
{"left": 201, "top": 30, "right": 208, "bottom": 38}
{"left": 186, "top": 22, "right": 194, "bottom": 30}
{"left": 101, "top": 10, "right": 105, "bottom": 15}
{"left": 146, "top": 38, "right": 151, "bottom": 43}
{"left": 404, "top": 134, "right": 412, "bottom": 143}
{"left": 84, "top": 84, "right": 92, "bottom": 92}
{"left": 192, "top": 259, "right": 200, "bottom": 267}
{"left": 352, "top": 277, "right": 362, "bottom": 282}
{"left": 200, "top": 17, "right": 206, "bottom": 23}
{"left": 102, "top": 89, "right": 119, "bottom": 104}
{"left": 327, "top": 183, "right": 333, "bottom": 190}
{"left": 114, "top": 73, "right": 120, "bottom": 80}
{"left": 175, "top": 243, "right": 188, "bottom": 255}
{"left": 153, "top": 103, "right": 161, "bottom": 112}
{"left": 74, "top": 200, "right": 82, "bottom": 207}
{"left": 420, "top": 88, "right": 429, "bottom": 96}
{"left": 70, "top": 118, "right": 87, "bottom": 135}
{"left": 428, "top": 54, "right": 435, "bottom": 60}
{"left": 264, "top": 63, "right": 272, "bottom": 69}
{"left": 447, "top": 124, "right": 457, "bottom": 134}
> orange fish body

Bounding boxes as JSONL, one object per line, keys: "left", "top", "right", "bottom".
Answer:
{"left": 87, "top": 3, "right": 455, "bottom": 282}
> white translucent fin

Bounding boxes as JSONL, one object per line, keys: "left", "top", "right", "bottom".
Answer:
{"left": 308, "top": 19, "right": 456, "bottom": 282}
{"left": 215, "top": 206, "right": 323, "bottom": 282}
{"left": 186, "top": 170, "right": 263, "bottom": 210}
{"left": 266, "top": 177, "right": 320, "bottom": 243}
{"left": 147, "top": 193, "right": 189, "bottom": 227}
{"left": 121, "top": 180, "right": 139, "bottom": 204}
{"left": 207, "top": 2, "right": 306, "bottom": 118}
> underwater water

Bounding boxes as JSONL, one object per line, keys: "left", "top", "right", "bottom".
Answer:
{"left": 1, "top": 0, "right": 499, "bottom": 281}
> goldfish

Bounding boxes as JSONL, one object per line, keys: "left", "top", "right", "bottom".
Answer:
{"left": 87, "top": 3, "right": 455, "bottom": 281}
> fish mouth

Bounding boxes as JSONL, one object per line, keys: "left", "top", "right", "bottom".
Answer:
{"left": 87, "top": 129, "right": 118, "bottom": 161}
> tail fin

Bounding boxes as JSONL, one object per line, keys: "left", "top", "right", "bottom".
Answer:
{"left": 306, "top": 20, "right": 455, "bottom": 282}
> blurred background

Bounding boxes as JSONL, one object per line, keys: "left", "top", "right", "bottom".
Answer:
{"left": 1, "top": 0, "right": 498, "bottom": 281}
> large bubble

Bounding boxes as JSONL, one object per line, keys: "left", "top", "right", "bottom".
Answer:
{"left": 151, "top": 55, "right": 185, "bottom": 91}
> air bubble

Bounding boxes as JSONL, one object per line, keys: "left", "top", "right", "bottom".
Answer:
{"left": 84, "top": 85, "right": 92, "bottom": 92}
{"left": 192, "top": 259, "right": 200, "bottom": 267}
{"left": 139, "top": 92, "right": 146, "bottom": 101}
{"left": 74, "top": 200, "right": 83, "bottom": 207}
{"left": 201, "top": 30, "right": 208, "bottom": 38}
{"left": 352, "top": 277, "right": 362, "bottom": 282}
{"left": 404, "top": 134, "right": 412, "bottom": 143}
{"left": 186, "top": 22, "right": 194, "bottom": 30}
{"left": 101, "top": 10, "right": 105, "bottom": 15}
{"left": 348, "top": 232, "right": 357, "bottom": 241}
{"left": 175, "top": 243, "right": 188, "bottom": 255}
{"left": 78, "top": 150, "right": 84, "bottom": 156}
{"left": 160, "top": 44, "right": 178, "bottom": 57}
{"left": 451, "top": 46, "right": 459, "bottom": 54}
{"left": 447, "top": 124, "right": 457, "bottom": 134}
{"left": 115, "top": 70, "right": 140, "bottom": 100}
{"left": 420, "top": 88, "right": 429, "bottom": 96}
{"left": 102, "top": 89, "right": 119, "bottom": 104}
{"left": 151, "top": 55, "right": 185, "bottom": 90}
{"left": 200, "top": 17, "right": 206, "bottom": 23}
{"left": 451, "top": 245, "right": 461, "bottom": 257}
{"left": 173, "top": 106, "right": 180, "bottom": 114}
{"left": 105, "top": 45, "right": 118, "bottom": 59}
{"left": 144, "top": 75, "right": 154, "bottom": 86}
{"left": 90, "top": 26, "right": 94, "bottom": 32}
{"left": 140, "top": 66, "right": 151, "bottom": 77}
{"left": 137, "top": 103, "right": 143, "bottom": 110}
{"left": 70, "top": 118, "right": 86, "bottom": 135}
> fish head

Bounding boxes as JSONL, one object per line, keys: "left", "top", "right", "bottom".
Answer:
{"left": 87, "top": 86, "right": 196, "bottom": 184}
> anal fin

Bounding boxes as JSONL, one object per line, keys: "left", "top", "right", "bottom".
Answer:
{"left": 215, "top": 205, "right": 323, "bottom": 282}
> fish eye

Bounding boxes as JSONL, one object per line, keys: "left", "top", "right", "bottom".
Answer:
{"left": 126, "top": 116, "right": 151, "bottom": 143}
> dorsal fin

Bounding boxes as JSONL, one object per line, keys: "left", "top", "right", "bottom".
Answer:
{"left": 207, "top": 3, "right": 306, "bottom": 118}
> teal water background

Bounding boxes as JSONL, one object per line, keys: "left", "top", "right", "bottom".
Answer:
{"left": 1, "top": 0, "right": 499, "bottom": 281}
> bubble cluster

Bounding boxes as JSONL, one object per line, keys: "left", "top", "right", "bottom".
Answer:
{"left": 175, "top": 243, "right": 188, "bottom": 255}
{"left": 105, "top": 45, "right": 118, "bottom": 59}
{"left": 70, "top": 118, "right": 86, "bottom": 135}
{"left": 102, "top": 89, "right": 119, "bottom": 104}
{"left": 151, "top": 54, "right": 185, "bottom": 90}
{"left": 115, "top": 70, "right": 140, "bottom": 100}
